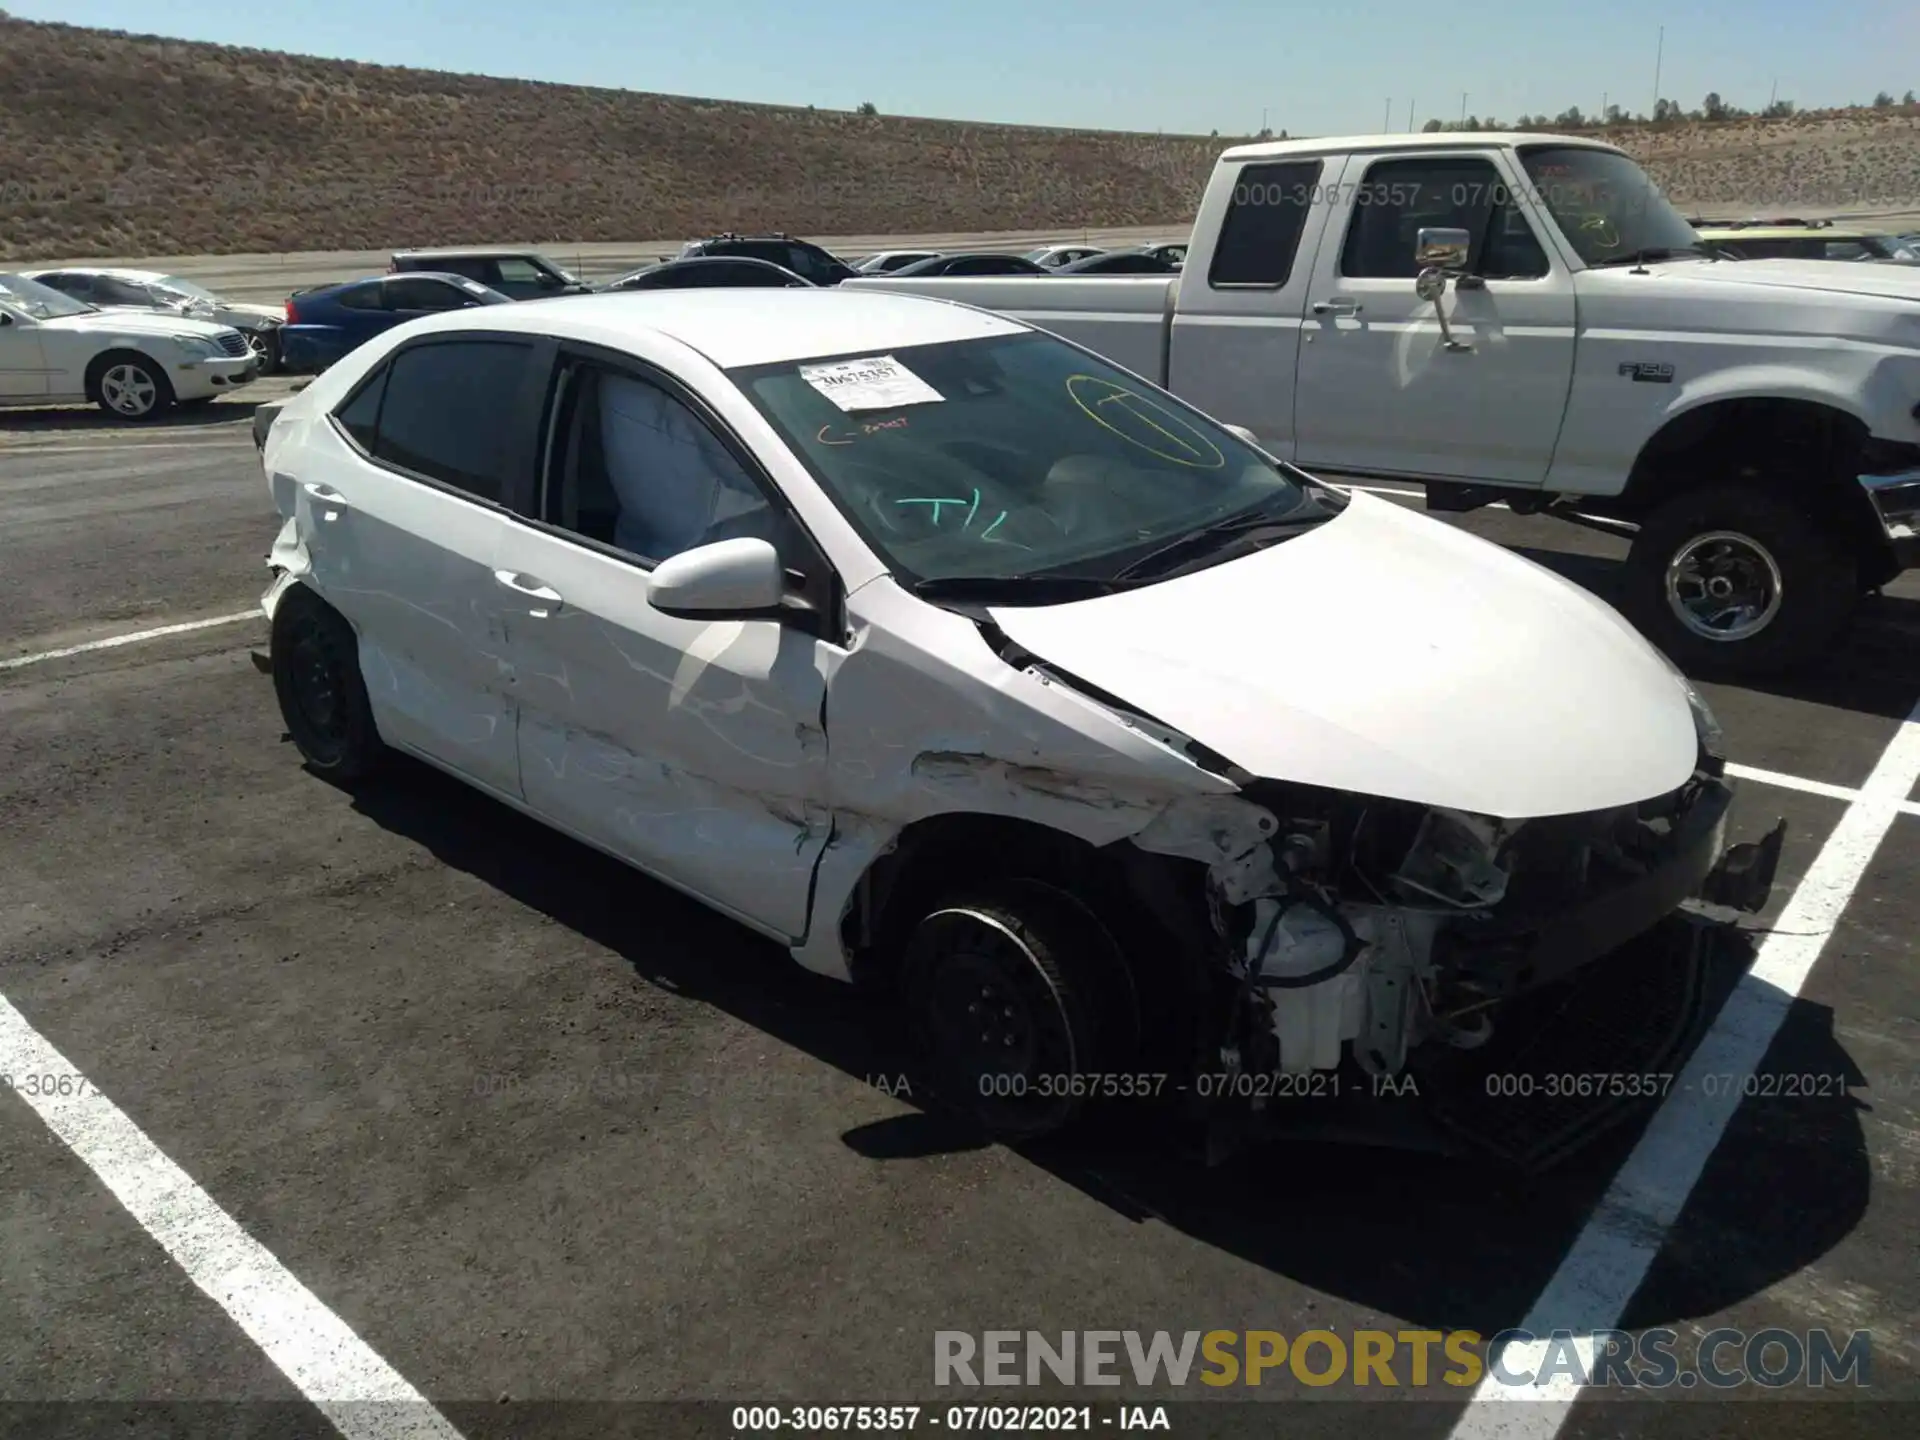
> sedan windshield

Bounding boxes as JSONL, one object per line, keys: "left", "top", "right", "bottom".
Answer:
{"left": 731, "top": 331, "right": 1323, "bottom": 586}
{"left": 0, "top": 272, "right": 96, "bottom": 319}
{"left": 1517, "top": 145, "right": 1706, "bottom": 267}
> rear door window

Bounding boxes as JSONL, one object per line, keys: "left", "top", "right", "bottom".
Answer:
{"left": 333, "top": 283, "right": 387, "bottom": 310}
{"left": 362, "top": 339, "right": 539, "bottom": 503}
{"left": 386, "top": 277, "right": 473, "bottom": 312}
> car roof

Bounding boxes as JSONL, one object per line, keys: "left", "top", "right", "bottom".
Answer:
{"left": 610, "top": 256, "right": 808, "bottom": 284}
{"left": 311, "top": 271, "right": 485, "bottom": 294}
{"left": 1219, "top": 130, "right": 1624, "bottom": 161}
{"left": 24, "top": 264, "right": 163, "bottom": 279}
{"left": 392, "top": 246, "right": 554, "bottom": 259}
{"left": 393, "top": 289, "right": 1031, "bottom": 368}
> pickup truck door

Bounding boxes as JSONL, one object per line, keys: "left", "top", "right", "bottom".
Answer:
{"left": 1291, "top": 150, "right": 1576, "bottom": 487}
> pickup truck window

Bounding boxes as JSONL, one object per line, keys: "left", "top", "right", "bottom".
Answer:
{"left": 731, "top": 331, "right": 1313, "bottom": 584}
{"left": 1514, "top": 145, "right": 1702, "bottom": 266}
{"left": 1209, "top": 159, "right": 1322, "bottom": 286}
{"left": 1338, "top": 157, "right": 1547, "bottom": 280}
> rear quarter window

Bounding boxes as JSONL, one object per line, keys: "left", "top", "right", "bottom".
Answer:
{"left": 1209, "top": 159, "right": 1323, "bottom": 286}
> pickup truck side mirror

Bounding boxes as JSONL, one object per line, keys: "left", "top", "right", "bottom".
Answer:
{"left": 1413, "top": 226, "right": 1475, "bottom": 353}
{"left": 1414, "top": 227, "right": 1471, "bottom": 272}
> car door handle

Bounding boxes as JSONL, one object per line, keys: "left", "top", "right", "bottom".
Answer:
{"left": 1311, "top": 298, "right": 1362, "bottom": 316}
{"left": 493, "top": 570, "right": 563, "bottom": 615}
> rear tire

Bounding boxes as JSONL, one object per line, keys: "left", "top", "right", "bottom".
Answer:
{"left": 1621, "top": 484, "right": 1858, "bottom": 678}
{"left": 270, "top": 585, "right": 385, "bottom": 781}
{"left": 899, "top": 877, "right": 1131, "bottom": 1141}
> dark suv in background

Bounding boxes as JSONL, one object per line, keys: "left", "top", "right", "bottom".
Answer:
{"left": 676, "top": 234, "right": 859, "bottom": 286}
{"left": 387, "top": 248, "right": 592, "bottom": 299}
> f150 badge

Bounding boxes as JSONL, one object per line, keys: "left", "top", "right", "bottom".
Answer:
{"left": 1618, "top": 361, "right": 1675, "bottom": 383}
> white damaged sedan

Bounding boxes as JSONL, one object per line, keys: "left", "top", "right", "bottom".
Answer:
{"left": 255, "top": 289, "right": 1783, "bottom": 1149}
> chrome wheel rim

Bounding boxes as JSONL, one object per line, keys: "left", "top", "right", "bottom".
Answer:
{"left": 101, "top": 364, "right": 158, "bottom": 416}
{"left": 246, "top": 330, "right": 269, "bottom": 361}
{"left": 1665, "top": 530, "right": 1783, "bottom": 642}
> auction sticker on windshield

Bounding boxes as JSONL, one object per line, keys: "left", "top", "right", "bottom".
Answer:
{"left": 800, "top": 355, "right": 945, "bottom": 411}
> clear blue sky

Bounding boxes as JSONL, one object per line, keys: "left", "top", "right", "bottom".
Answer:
{"left": 14, "top": 0, "right": 1916, "bottom": 136}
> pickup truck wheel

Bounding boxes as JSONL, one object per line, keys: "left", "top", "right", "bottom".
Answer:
{"left": 270, "top": 585, "right": 385, "bottom": 782}
{"left": 899, "top": 877, "right": 1126, "bottom": 1141}
{"left": 1623, "top": 486, "right": 1857, "bottom": 677}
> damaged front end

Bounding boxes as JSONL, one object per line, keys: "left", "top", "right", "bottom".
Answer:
{"left": 1136, "top": 751, "right": 1784, "bottom": 1163}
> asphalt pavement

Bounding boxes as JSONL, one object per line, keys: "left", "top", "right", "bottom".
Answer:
{"left": 1, "top": 390, "right": 1916, "bottom": 1438}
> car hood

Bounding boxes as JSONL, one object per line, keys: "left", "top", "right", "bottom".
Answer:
{"left": 986, "top": 491, "right": 1699, "bottom": 820}
{"left": 1679, "top": 256, "right": 1920, "bottom": 301}
{"left": 43, "top": 309, "right": 236, "bottom": 339}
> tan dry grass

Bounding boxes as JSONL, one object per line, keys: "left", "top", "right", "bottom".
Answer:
{"left": 3, "top": 16, "right": 1917, "bottom": 263}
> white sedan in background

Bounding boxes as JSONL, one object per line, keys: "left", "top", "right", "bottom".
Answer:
{"left": 21, "top": 265, "right": 287, "bottom": 371}
{"left": 0, "top": 271, "right": 260, "bottom": 420}
{"left": 253, "top": 289, "right": 1777, "bottom": 1154}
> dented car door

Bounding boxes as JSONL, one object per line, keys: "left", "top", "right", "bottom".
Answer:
{"left": 493, "top": 353, "right": 835, "bottom": 942}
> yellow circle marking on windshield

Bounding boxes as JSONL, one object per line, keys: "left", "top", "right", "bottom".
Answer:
{"left": 1066, "top": 375, "right": 1225, "bottom": 468}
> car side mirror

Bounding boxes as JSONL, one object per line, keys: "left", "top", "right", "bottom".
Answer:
{"left": 1222, "top": 423, "right": 1258, "bottom": 445}
{"left": 647, "top": 537, "right": 788, "bottom": 618}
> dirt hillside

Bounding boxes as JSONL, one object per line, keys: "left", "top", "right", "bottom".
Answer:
{"left": 2, "top": 15, "right": 1916, "bottom": 262}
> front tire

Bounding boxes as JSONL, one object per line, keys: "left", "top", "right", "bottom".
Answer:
{"left": 899, "top": 878, "right": 1130, "bottom": 1141}
{"left": 1622, "top": 485, "right": 1858, "bottom": 677}
{"left": 270, "top": 585, "right": 385, "bottom": 781}
{"left": 247, "top": 327, "right": 281, "bottom": 373}
{"left": 89, "top": 351, "right": 176, "bottom": 422}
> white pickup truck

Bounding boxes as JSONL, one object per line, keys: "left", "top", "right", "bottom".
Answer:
{"left": 847, "top": 131, "right": 1920, "bottom": 676}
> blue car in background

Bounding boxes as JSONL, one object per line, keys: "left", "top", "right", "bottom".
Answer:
{"left": 277, "top": 272, "right": 510, "bottom": 373}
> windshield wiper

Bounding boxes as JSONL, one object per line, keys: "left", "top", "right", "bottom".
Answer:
{"left": 1590, "top": 243, "right": 1720, "bottom": 268}
{"left": 1111, "top": 499, "right": 1329, "bottom": 582}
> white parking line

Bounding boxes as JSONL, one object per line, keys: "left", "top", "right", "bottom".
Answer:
{"left": 0, "top": 612, "right": 260, "bottom": 672}
{"left": 1448, "top": 694, "right": 1920, "bottom": 1434}
{"left": 0, "top": 997, "right": 468, "bottom": 1439}
{"left": 1727, "top": 759, "right": 1920, "bottom": 815}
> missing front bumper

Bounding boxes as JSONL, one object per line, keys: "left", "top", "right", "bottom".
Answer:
{"left": 1460, "top": 779, "right": 1781, "bottom": 995}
